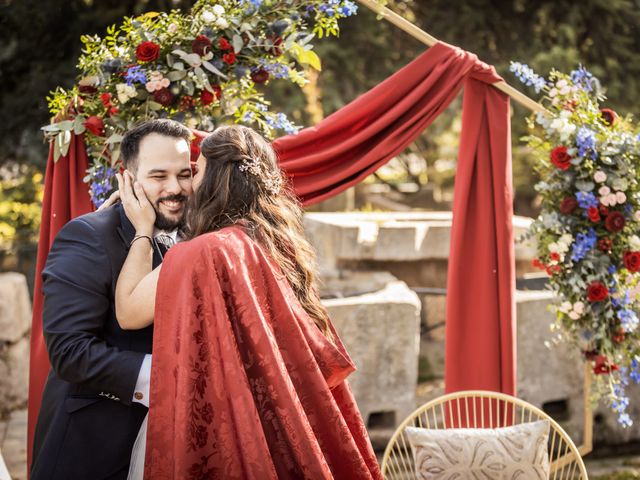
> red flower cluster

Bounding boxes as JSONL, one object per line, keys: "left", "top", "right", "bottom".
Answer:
{"left": 592, "top": 355, "right": 619, "bottom": 375}
{"left": 200, "top": 85, "right": 222, "bottom": 106}
{"left": 597, "top": 237, "right": 613, "bottom": 252}
{"left": 218, "top": 38, "right": 233, "bottom": 51}
{"left": 223, "top": 52, "right": 237, "bottom": 65}
{"left": 550, "top": 146, "right": 572, "bottom": 170}
{"left": 100, "top": 92, "right": 118, "bottom": 116}
{"left": 136, "top": 41, "right": 160, "bottom": 62}
{"left": 587, "top": 206, "right": 600, "bottom": 223}
{"left": 153, "top": 88, "right": 174, "bottom": 106}
{"left": 587, "top": 281, "right": 608, "bottom": 302}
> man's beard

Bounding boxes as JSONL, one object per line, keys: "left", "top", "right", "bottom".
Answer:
{"left": 153, "top": 194, "right": 187, "bottom": 231}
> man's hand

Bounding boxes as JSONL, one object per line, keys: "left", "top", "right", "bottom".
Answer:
{"left": 116, "top": 171, "right": 156, "bottom": 236}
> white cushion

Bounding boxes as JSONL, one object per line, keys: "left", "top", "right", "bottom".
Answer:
{"left": 405, "top": 419, "right": 551, "bottom": 479}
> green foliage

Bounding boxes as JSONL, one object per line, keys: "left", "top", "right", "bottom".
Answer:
{"left": 0, "top": 167, "right": 43, "bottom": 252}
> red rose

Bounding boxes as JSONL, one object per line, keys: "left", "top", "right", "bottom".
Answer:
{"left": 83, "top": 116, "right": 104, "bottom": 136}
{"left": 100, "top": 92, "right": 112, "bottom": 107}
{"left": 223, "top": 52, "right": 236, "bottom": 65}
{"left": 623, "top": 251, "right": 640, "bottom": 272}
{"left": 559, "top": 197, "right": 578, "bottom": 215}
{"left": 545, "top": 265, "right": 561, "bottom": 276}
{"left": 597, "top": 238, "right": 613, "bottom": 252}
{"left": 599, "top": 204, "right": 609, "bottom": 217}
{"left": 550, "top": 146, "right": 572, "bottom": 170}
{"left": 600, "top": 108, "right": 617, "bottom": 126}
{"left": 109, "top": 106, "right": 119, "bottom": 116}
{"left": 549, "top": 252, "right": 560, "bottom": 262}
{"left": 587, "top": 281, "right": 608, "bottom": 302}
{"left": 251, "top": 68, "right": 269, "bottom": 84}
{"left": 218, "top": 37, "right": 232, "bottom": 51}
{"left": 153, "top": 87, "right": 174, "bottom": 106}
{"left": 531, "top": 258, "right": 544, "bottom": 270}
{"left": 135, "top": 41, "right": 160, "bottom": 62}
{"left": 211, "top": 84, "right": 222, "bottom": 99}
{"left": 593, "top": 355, "right": 619, "bottom": 375}
{"left": 266, "top": 36, "right": 283, "bottom": 56}
{"left": 192, "top": 35, "right": 212, "bottom": 56}
{"left": 587, "top": 206, "right": 601, "bottom": 223}
{"left": 200, "top": 90, "right": 214, "bottom": 106}
{"left": 605, "top": 211, "right": 626, "bottom": 233}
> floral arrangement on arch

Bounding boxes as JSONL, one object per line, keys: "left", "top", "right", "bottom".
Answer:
{"left": 510, "top": 62, "right": 640, "bottom": 427}
{"left": 42, "top": 0, "right": 358, "bottom": 207}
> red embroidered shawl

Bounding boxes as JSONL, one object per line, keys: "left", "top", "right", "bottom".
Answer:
{"left": 144, "top": 226, "right": 382, "bottom": 479}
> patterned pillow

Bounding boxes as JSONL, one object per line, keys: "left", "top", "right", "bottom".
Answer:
{"left": 405, "top": 419, "right": 551, "bottom": 479}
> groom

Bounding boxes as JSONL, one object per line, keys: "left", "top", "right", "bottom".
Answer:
{"left": 31, "top": 119, "right": 194, "bottom": 479}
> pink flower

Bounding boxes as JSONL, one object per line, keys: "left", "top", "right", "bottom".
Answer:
{"left": 616, "top": 191, "right": 627, "bottom": 204}
{"left": 598, "top": 186, "right": 610, "bottom": 197}
{"left": 606, "top": 193, "right": 618, "bottom": 206}
{"left": 594, "top": 171, "right": 607, "bottom": 183}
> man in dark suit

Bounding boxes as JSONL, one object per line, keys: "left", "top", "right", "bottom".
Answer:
{"left": 31, "top": 119, "right": 194, "bottom": 479}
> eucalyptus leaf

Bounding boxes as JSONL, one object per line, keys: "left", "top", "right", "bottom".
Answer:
{"left": 73, "top": 116, "right": 86, "bottom": 135}
{"left": 575, "top": 180, "right": 595, "bottom": 192}
{"left": 105, "top": 133, "right": 123, "bottom": 145}
{"left": 111, "top": 147, "right": 121, "bottom": 165}
{"left": 184, "top": 80, "right": 195, "bottom": 96}
{"left": 202, "top": 61, "right": 229, "bottom": 79}
{"left": 41, "top": 124, "right": 62, "bottom": 133}
{"left": 53, "top": 142, "right": 61, "bottom": 163}
{"left": 147, "top": 101, "right": 164, "bottom": 111}
{"left": 232, "top": 34, "right": 244, "bottom": 54}
{"left": 56, "top": 120, "right": 75, "bottom": 131}
{"left": 167, "top": 70, "right": 187, "bottom": 82}
{"left": 173, "top": 62, "right": 185, "bottom": 71}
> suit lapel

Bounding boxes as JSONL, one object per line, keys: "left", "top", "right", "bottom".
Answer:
{"left": 116, "top": 204, "right": 164, "bottom": 268}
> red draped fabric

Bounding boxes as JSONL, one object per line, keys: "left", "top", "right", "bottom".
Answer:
{"left": 145, "top": 226, "right": 382, "bottom": 479}
{"left": 28, "top": 40, "right": 515, "bottom": 471}
{"left": 27, "top": 135, "right": 95, "bottom": 471}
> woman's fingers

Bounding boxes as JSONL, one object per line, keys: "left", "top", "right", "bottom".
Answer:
{"left": 97, "top": 190, "right": 120, "bottom": 211}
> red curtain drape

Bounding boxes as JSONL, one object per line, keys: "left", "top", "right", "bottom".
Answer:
{"left": 27, "top": 134, "right": 95, "bottom": 471}
{"left": 28, "top": 40, "right": 515, "bottom": 470}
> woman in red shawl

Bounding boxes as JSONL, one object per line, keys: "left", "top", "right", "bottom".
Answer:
{"left": 114, "top": 125, "right": 382, "bottom": 480}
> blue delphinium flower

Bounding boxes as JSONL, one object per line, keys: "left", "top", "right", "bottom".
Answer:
{"left": 125, "top": 66, "right": 147, "bottom": 86}
{"left": 630, "top": 359, "right": 640, "bottom": 384}
{"left": 570, "top": 64, "right": 594, "bottom": 92}
{"left": 89, "top": 165, "right": 116, "bottom": 208}
{"left": 266, "top": 112, "right": 299, "bottom": 135}
{"left": 339, "top": 0, "right": 358, "bottom": 16}
{"left": 571, "top": 228, "right": 597, "bottom": 262}
{"left": 618, "top": 309, "right": 639, "bottom": 333}
{"left": 509, "top": 62, "right": 547, "bottom": 93}
{"left": 576, "top": 191, "right": 598, "bottom": 210}
{"left": 576, "top": 127, "right": 597, "bottom": 158}
{"left": 612, "top": 377, "right": 633, "bottom": 427}
{"left": 242, "top": 110, "right": 255, "bottom": 123}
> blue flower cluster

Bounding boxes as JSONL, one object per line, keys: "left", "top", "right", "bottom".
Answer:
{"left": 613, "top": 371, "right": 633, "bottom": 427}
{"left": 125, "top": 66, "right": 147, "bottom": 86}
{"left": 570, "top": 65, "right": 594, "bottom": 92}
{"left": 618, "top": 309, "right": 639, "bottom": 333}
{"left": 570, "top": 228, "right": 596, "bottom": 262}
{"left": 256, "top": 59, "right": 290, "bottom": 79}
{"left": 266, "top": 112, "right": 299, "bottom": 135}
{"left": 576, "top": 127, "right": 597, "bottom": 158}
{"left": 509, "top": 62, "right": 547, "bottom": 93}
{"left": 318, "top": 0, "right": 358, "bottom": 17}
{"left": 576, "top": 191, "right": 598, "bottom": 210}
{"left": 631, "top": 358, "right": 640, "bottom": 384}
{"left": 89, "top": 165, "right": 116, "bottom": 208}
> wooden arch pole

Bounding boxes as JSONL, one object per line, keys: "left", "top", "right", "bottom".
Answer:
{"left": 356, "top": 0, "right": 593, "bottom": 456}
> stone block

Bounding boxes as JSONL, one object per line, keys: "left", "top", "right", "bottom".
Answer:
{"left": 323, "top": 277, "right": 421, "bottom": 429}
{"left": 0, "top": 273, "right": 31, "bottom": 343}
{"left": 0, "top": 336, "right": 29, "bottom": 413}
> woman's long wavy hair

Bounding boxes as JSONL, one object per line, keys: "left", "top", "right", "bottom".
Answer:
{"left": 186, "top": 125, "right": 332, "bottom": 339}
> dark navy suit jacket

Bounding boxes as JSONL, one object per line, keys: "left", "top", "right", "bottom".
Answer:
{"left": 31, "top": 204, "right": 164, "bottom": 480}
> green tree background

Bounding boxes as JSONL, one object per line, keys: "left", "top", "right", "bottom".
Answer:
{"left": 1, "top": 0, "right": 639, "bottom": 268}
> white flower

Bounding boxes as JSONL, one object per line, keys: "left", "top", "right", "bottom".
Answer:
{"left": 549, "top": 88, "right": 558, "bottom": 98}
{"left": 556, "top": 79, "right": 568, "bottom": 89}
{"left": 558, "top": 301, "right": 572, "bottom": 314}
{"left": 594, "top": 171, "right": 607, "bottom": 183}
{"left": 568, "top": 311, "right": 581, "bottom": 320}
{"left": 629, "top": 235, "right": 640, "bottom": 251}
{"left": 215, "top": 17, "right": 229, "bottom": 29}
{"left": 573, "top": 302, "right": 584, "bottom": 314}
{"left": 616, "top": 191, "right": 627, "bottom": 204}
{"left": 212, "top": 4, "right": 225, "bottom": 15}
{"left": 598, "top": 185, "right": 611, "bottom": 196}
{"left": 201, "top": 10, "right": 216, "bottom": 23}
{"left": 635, "top": 211, "right": 640, "bottom": 222}
{"left": 559, "top": 109, "right": 572, "bottom": 119}
{"left": 116, "top": 83, "right": 137, "bottom": 104}
{"left": 167, "top": 23, "right": 178, "bottom": 34}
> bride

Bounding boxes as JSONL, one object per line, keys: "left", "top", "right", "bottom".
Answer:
{"left": 114, "top": 125, "right": 382, "bottom": 479}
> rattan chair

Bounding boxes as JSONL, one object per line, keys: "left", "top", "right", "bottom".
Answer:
{"left": 381, "top": 390, "right": 588, "bottom": 479}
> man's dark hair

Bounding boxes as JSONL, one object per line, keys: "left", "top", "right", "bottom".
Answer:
{"left": 120, "top": 119, "right": 192, "bottom": 171}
